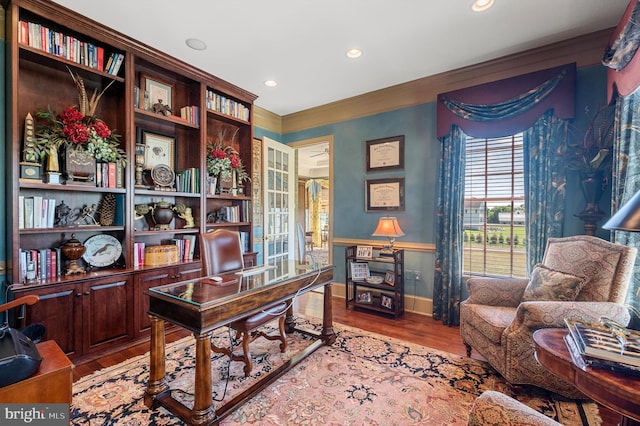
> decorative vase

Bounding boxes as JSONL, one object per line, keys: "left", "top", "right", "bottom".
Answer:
{"left": 208, "top": 175, "right": 219, "bottom": 195}
{"left": 61, "top": 233, "right": 86, "bottom": 275}
{"left": 149, "top": 201, "right": 174, "bottom": 230}
{"left": 578, "top": 171, "right": 606, "bottom": 215}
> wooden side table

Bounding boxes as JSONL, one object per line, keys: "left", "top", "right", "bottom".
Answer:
{"left": 0, "top": 340, "right": 73, "bottom": 404}
{"left": 533, "top": 328, "right": 640, "bottom": 426}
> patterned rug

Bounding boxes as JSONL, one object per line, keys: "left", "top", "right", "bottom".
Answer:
{"left": 71, "top": 317, "right": 600, "bottom": 425}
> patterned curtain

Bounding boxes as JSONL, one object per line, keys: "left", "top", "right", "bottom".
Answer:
{"left": 433, "top": 126, "right": 466, "bottom": 325}
{"left": 610, "top": 91, "right": 640, "bottom": 326}
{"left": 523, "top": 111, "right": 568, "bottom": 274}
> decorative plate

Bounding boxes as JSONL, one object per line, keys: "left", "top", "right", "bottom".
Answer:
{"left": 151, "top": 163, "right": 175, "bottom": 188}
{"left": 83, "top": 234, "right": 122, "bottom": 268}
{"left": 365, "top": 276, "right": 384, "bottom": 285}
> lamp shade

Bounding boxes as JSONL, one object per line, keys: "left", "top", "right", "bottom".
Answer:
{"left": 603, "top": 189, "right": 640, "bottom": 232}
{"left": 372, "top": 217, "right": 405, "bottom": 237}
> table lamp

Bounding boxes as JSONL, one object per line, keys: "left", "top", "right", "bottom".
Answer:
{"left": 603, "top": 190, "right": 640, "bottom": 232}
{"left": 372, "top": 216, "right": 405, "bottom": 255}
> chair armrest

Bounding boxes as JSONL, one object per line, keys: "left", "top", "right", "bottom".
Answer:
{"left": 465, "top": 277, "right": 529, "bottom": 307}
{"left": 508, "top": 301, "right": 631, "bottom": 331}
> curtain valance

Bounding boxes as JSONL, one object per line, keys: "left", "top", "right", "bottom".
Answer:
{"left": 606, "top": 0, "right": 640, "bottom": 101}
{"left": 437, "top": 63, "right": 575, "bottom": 139}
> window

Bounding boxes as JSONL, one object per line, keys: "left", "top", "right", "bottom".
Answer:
{"left": 463, "top": 134, "right": 526, "bottom": 278}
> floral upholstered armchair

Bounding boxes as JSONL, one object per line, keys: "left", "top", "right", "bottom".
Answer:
{"left": 460, "top": 235, "right": 636, "bottom": 398}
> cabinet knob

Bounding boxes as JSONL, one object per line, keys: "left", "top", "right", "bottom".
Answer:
{"left": 84, "top": 291, "right": 90, "bottom": 296}
{"left": 76, "top": 293, "right": 82, "bottom": 297}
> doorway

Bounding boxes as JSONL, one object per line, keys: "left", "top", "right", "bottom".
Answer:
{"left": 290, "top": 136, "right": 334, "bottom": 266}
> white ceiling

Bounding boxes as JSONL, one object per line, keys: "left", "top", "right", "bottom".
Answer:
{"left": 53, "top": 0, "right": 629, "bottom": 117}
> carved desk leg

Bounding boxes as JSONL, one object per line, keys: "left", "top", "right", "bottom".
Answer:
{"left": 144, "top": 315, "right": 168, "bottom": 408}
{"left": 322, "top": 283, "right": 336, "bottom": 345}
{"left": 191, "top": 332, "right": 215, "bottom": 425}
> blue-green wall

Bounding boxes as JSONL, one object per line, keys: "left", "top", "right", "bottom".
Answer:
{"left": 255, "top": 65, "right": 611, "bottom": 301}
{"left": 1, "top": 8, "right": 7, "bottom": 303}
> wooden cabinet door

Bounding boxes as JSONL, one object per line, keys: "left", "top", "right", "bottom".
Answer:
{"left": 134, "top": 269, "right": 174, "bottom": 335}
{"left": 175, "top": 262, "right": 202, "bottom": 281}
{"left": 82, "top": 275, "right": 133, "bottom": 353}
{"left": 18, "top": 284, "right": 80, "bottom": 357}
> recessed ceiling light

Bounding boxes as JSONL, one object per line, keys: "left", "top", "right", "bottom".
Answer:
{"left": 346, "top": 48, "right": 362, "bottom": 59}
{"left": 264, "top": 80, "right": 278, "bottom": 87}
{"left": 472, "top": 0, "right": 494, "bottom": 12}
{"left": 185, "top": 38, "right": 207, "bottom": 51}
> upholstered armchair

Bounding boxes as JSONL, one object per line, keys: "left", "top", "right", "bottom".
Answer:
{"left": 460, "top": 235, "right": 636, "bottom": 398}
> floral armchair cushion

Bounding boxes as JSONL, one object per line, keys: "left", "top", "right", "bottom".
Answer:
{"left": 521, "top": 264, "right": 586, "bottom": 302}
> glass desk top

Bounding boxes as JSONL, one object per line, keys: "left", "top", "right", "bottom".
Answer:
{"left": 148, "top": 260, "right": 326, "bottom": 307}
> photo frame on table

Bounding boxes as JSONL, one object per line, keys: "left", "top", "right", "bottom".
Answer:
{"left": 142, "top": 74, "right": 174, "bottom": 112}
{"left": 356, "top": 245, "right": 373, "bottom": 259}
{"left": 350, "top": 262, "right": 370, "bottom": 281}
{"left": 381, "top": 294, "right": 394, "bottom": 310}
{"left": 139, "top": 128, "right": 176, "bottom": 170}
{"left": 384, "top": 270, "right": 395, "bottom": 286}
{"left": 365, "top": 177, "right": 405, "bottom": 212}
{"left": 366, "top": 135, "right": 404, "bottom": 172}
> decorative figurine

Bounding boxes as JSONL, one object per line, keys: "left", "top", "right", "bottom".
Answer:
{"left": 54, "top": 201, "right": 72, "bottom": 227}
{"left": 75, "top": 204, "right": 98, "bottom": 226}
{"left": 20, "top": 113, "right": 42, "bottom": 180}
{"left": 152, "top": 99, "right": 172, "bottom": 116}
{"left": 174, "top": 203, "right": 195, "bottom": 228}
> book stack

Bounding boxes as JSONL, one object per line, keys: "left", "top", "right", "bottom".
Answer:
{"left": 205, "top": 90, "right": 250, "bottom": 121}
{"left": 564, "top": 318, "right": 640, "bottom": 376}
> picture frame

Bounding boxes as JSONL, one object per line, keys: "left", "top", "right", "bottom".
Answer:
{"left": 142, "top": 74, "right": 174, "bottom": 113}
{"left": 365, "top": 177, "right": 405, "bottom": 212}
{"left": 384, "top": 270, "right": 395, "bottom": 286}
{"left": 350, "top": 262, "right": 370, "bottom": 281}
{"left": 356, "top": 245, "right": 373, "bottom": 259}
{"left": 381, "top": 294, "right": 394, "bottom": 310}
{"left": 366, "top": 135, "right": 404, "bottom": 172}
{"left": 139, "top": 128, "right": 176, "bottom": 170}
{"left": 356, "top": 290, "right": 373, "bottom": 304}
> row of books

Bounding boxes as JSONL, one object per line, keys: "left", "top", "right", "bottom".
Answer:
{"left": 18, "top": 248, "right": 62, "bottom": 284}
{"left": 19, "top": 196, "right": 56, "bottom": 229}
{"left": 175, "top": 168, "right": 201, "bottom": 194}
{"left": 216, "top": 201, "right": 251, "bottom": 223}
{"left": 179, "top": 106, "right": 200, "bottom": 125}
{"left": 18, "top": 20, "right": 108, "bottom": 72}
{"left": 239, "top": 231, "right": 250, "bottom": 253}
{"left": 96, "top": 162, "right": 124, "bottom": 188}
{"left": 205, "top": 90, "right": 250, "bottom": 121}
{"left": 564, "top": 318, "right": 640, "bottom": 376}
{"left": 104, "top": 52, "right": 125, "bottom": 76}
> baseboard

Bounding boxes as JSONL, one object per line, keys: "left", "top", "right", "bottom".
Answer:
{"left": 331, "top": 282, "right": 433, "bottom": 317}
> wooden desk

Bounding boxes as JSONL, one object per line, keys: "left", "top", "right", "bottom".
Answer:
{"left": 0, "top": 340, "right": 73, "bottom": 404}
{"left": 144, "top": 261, "right": 335, "bottom": 425}
{"left": 533, "top": 328, "right": 640, "bottom": 426}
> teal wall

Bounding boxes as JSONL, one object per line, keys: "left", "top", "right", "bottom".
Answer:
{"left": 1, "top": 8, "right": 6, "bottom": 303}
{"left": 255, "top": 65, "right": 611, "bottom": 302}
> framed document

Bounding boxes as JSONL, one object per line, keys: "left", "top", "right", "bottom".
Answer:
{"left": 366, "top": 135, "right": 404, "bottom": 172}
{"left": 139, "top": 128, "right": 176, "bottom": 170}
{"left": 365, "top": 177, "right": 405, "bottom": 212}
{"left": 356, "top": 245, "right": 373, "bottom": 259}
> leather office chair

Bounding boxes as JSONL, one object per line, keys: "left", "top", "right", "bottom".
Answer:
{"left": 200, "top": 229, "right": 287, "bottom": 377}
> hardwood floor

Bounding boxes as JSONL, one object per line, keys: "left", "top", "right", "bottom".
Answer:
{"left": 72, "top": 291, "right": 619, "bottom": 425}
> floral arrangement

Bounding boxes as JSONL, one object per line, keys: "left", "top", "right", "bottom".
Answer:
{"left": 35, "top": 106, "right": 124, "bottom": 163}
{"left": 34, "top": 68, "right": 125, "bottom": 164}
{"left": 206, "top": 141, "right": 249, "bottom": 183}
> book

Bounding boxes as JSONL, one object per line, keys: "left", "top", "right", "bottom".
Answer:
{"left": 564, "top": 333, "right": 640, "bottom": 377}
{"left": 565, "top": 319, "right": 640, "bottom": 368}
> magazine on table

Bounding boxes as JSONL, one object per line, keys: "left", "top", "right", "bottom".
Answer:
{"left": 564, "top": 318, "right": 640, "bottom": 368}
{"left": 563, "top": 332, "right": 640, "bottom": 377}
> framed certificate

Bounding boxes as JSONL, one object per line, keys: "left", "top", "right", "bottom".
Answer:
{"left": 366, "top": 135, "right": 404, "bottom": 172}
{"left": 366, "top": 177, "right": 405, "bottom": 212}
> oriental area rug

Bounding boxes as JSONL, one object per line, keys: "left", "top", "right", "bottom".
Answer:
{"left": 71, "top": 318, "right": 600, "bottom": 425}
